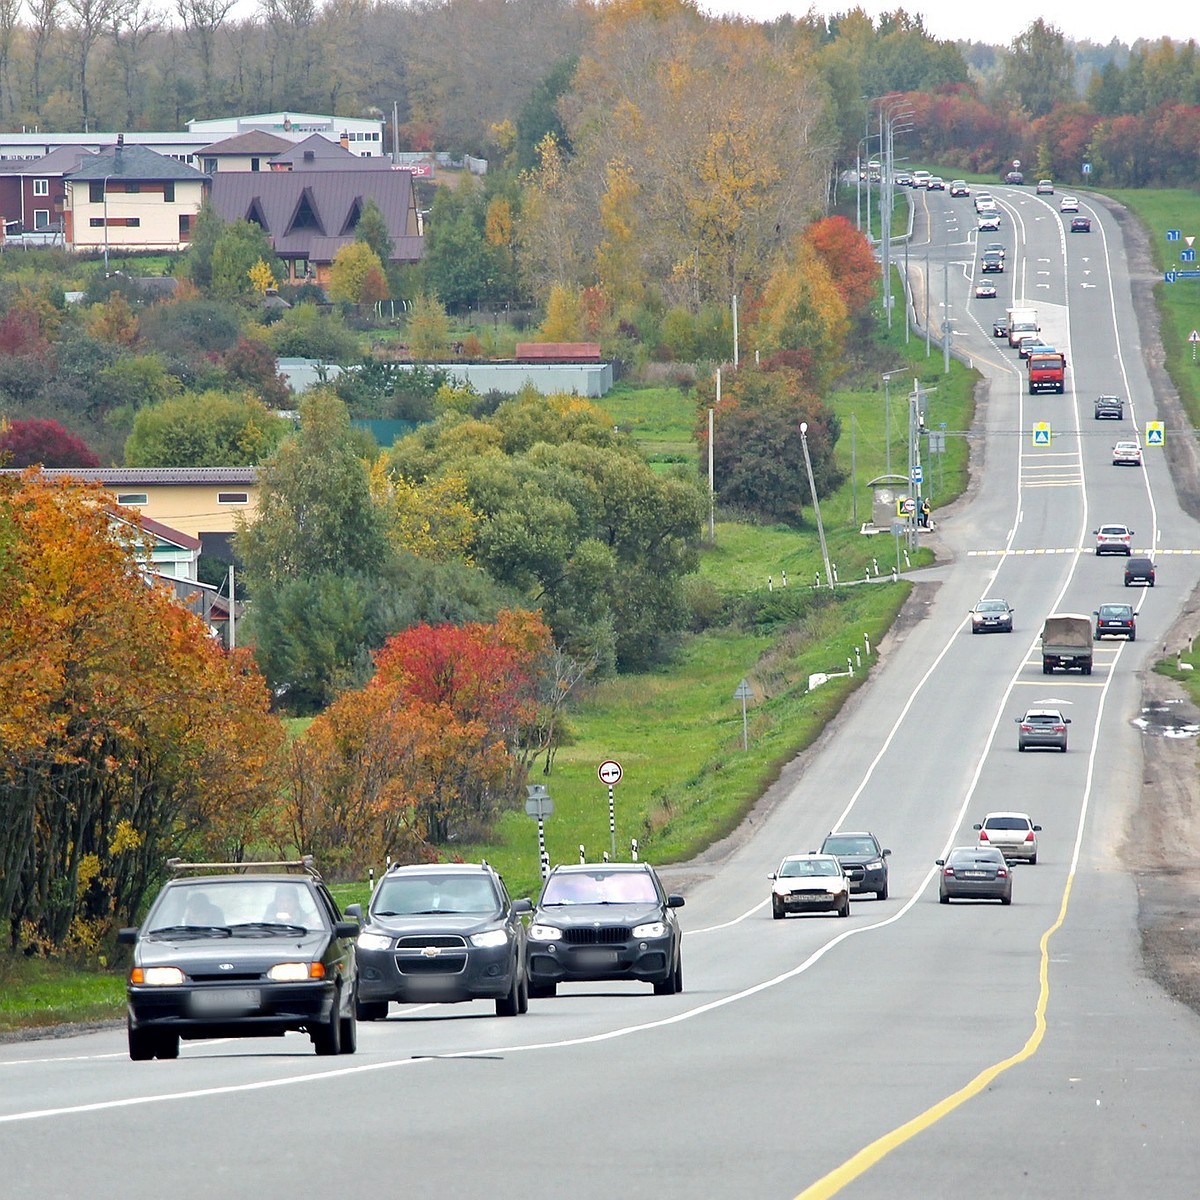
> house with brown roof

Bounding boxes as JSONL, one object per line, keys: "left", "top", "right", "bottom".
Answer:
{"left": 64, "top": 142, "right": 210, "bottom": 253}
{"left": 198, "top": 130, "right": 294, "bottom": 175}
{"left": 208, "top": 168, "right": 422, "bottom": 284}
{"left": 0, "top": 145, "right": 94, "bottom": 242}
{"left": 268, "top": 134, "right": 392, "bottom": 172}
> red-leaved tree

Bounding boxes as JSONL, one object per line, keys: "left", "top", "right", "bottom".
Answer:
{"left": 0, "top": 418, "right": 101, "bottom": 468}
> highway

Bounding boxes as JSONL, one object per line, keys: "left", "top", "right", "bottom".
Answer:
{"left": 4, "top": 185, "right": 1200, "bottom": 1199}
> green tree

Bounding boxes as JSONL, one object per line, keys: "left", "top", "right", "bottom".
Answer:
{"left": 270, "top": 303, "right": 359, "bottom": 362}
{"left": 124, "top": 390, "right": 290, "bottom": 467}
{"left": 328, "top": 241, "right": 389, "bottom": 305}
{"left": 1000, "top": 20, "right": 1075, "bottom": 119}
{"left": 354, "top": 196, "right": 393, "bottom": 267}
{"left": 211, "top": 221, "right": 285, "bottom": 302}
{"left": 420, "top": 184, "right": 496, "bottom": 311}
{"left": 181, "top": 201, "right": 226, "bottom": 291}
{"left": 407, "top": 292, "right": 451, "bottom": 360}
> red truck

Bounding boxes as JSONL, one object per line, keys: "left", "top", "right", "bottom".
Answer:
{"left": 1028, "top": 351, "right": 1067, "bottom": 394}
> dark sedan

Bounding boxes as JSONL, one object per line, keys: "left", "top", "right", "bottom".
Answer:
{"left": 526, "top": 863, "right": 684, "bottom": 996}
{"left": 1095, "top": 603, "right": 1135, "bottom": 640}
{"left": 1070, "top": 216, "right": 1091, "bottom": 232}
{"left": 969, "top": 597, "right": 1014, "bottom": 634}
{"left": 352, "top": 862, "right": 532, "bottom": 1019}
{"left": 118, "top": 858, "right": 359, "bottom": 1060}
{"left": 1125, "top": 557, "right": 1156, "bottom": 586}
{"left": 937, "top": 847, "right": 1012, "bottom": 904}
{"left": 819, "top": 831, "right": 891, "bottom": 899}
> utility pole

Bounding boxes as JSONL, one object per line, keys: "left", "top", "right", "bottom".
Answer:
{"left": 800, "top": 421, "right": 833, "bottom": 589}
{"left": 943, "top": 255, "right": 951, "bottom": 374}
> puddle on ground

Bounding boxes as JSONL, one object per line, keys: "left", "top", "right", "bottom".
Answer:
{"left": 1134, "top": 699, "right": 1200, "bottom": 739}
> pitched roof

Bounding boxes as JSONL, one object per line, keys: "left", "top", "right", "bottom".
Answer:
{"left": 68, "top": 144, "right": 209, "bottom": 183}
{"left": 8, "top": 145, "right": 96, "bottom": 175}
{"left": 268, "top": 134, "right": 391, "bottom": 172}
{"left": 2, "top": 467, "right": 260, "bottom": 485}
{"left": 199, "top": 131, "right": 295, "bottom": 157}
{"left": 209, "top": 169, "right": 421, "bottom": 264}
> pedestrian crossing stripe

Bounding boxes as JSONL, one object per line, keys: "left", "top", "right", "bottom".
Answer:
{"left": 967, "top": 548, "right": 1200, "bottom": 556}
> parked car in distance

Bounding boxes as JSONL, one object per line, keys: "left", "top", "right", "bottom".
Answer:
{"left": 1095, "top": 523, "right": 1134, "bottom": 555}
{"left": 1060, "top": 195, "right": 1080, "bottom": 212}
{"left": 1094, "top": 395, "right": 1124, "bottom": 420}
{"left": 1125, "top": 556, "right": 1156, "bottom": 587}
{"left": 117, "top": 857, "right": 360, "bottom": 1060}
{"left": 1005, "top": 169, "right": 1025, "bottom": 184}
{"left": 1036, "top": 179, "right": 1054, "bottom": 194}
{"left": 526, "top": 862, "right": 684, "bottom": 996}
{"left": 1113, "top": 440, "right": 1142, "bottom": 466}
{"left": 1015, "top": 708, "right": 1071, "bottom": 752}
{"left": 937, "top": 846, "right": 1012, "bottom": 904}
{"left": 975, "top": 281, "right": 997, "bottom": 299}
{"left": 1071, "top": 216, "right": 1092, "bottom": 233}
{"left": 969, "top": 597, "right": 1014, "bottom": 633}
{"left": 818, "top": 831, "right": 891, "bottom": 900}
{"left": 977, "top": 211, "right": 1002, "bottom": 232}
{"left": 949, "top": 179, "right": 970, "bottom": 196}
{"left": 1095, "top": 603, "right": 1136, "bottom": 640}
{"left": 974, "top": 812, "right": 1041, "bottom": 863}
{"left": 769, "top": 854, "right": 851, "bottom": 918}
{"left": 353, "top": 862, "right": 532, "bottom": 1020}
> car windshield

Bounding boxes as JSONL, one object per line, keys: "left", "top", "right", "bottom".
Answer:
{"left": 541, "top": 871, "right": 658, "bottom": 905}
{"left": 145, "top": 880, "right": 323, "bottom": 934}
{"left": 372, "top": 875, "right": 499, "bottom": 916}
{"left": 976, "top": 600, "right": 1007, "bottom": 612}
{"left": 821, "top": 837, "right": 878, "bottom": 856}
{"left": 779, "top": 859, "right": 840, "bottom": 877}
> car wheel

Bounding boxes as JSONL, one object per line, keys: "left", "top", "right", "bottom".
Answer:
{"left": 312, "top": 989, "right": 342, "bottom": 1056}
{"left": 340, "top": 999, "right": 358, "bottom": 1055}
{"left": 1018, "top": 744, "right": 1026, "bottom": 752}
{"left": 838, "top": 897, "right": 850, "bottom": 918}
{"left": 528, "top": 982, "right": 557, "bottom": 999}
{"left": 939, "top": 893, "right": 950, "bottom": 904}
{"left": 356, "top": 999, "right": 388, "bottom": 1021}
{"left": 128, "top": 1021, "right": 177, "bottom": 1061}
{"left": 772, "top": 901, "right": 784, "bottom": 919}
{"left": 1029, "top": 854, "right": 1038, "bottom": 865}
{"left": 496, "top": 965, "right": 523, "bottom": 1017}
{"left": 517, "top": 970, "right": 529, "bottom": 1014}
{"left": 1042, "top": 663, "right": 1050, "bottom": 674}
{"left": 1061, "top": 743, "right": 1068, "bottom": 752}
{"left": 1130, "top": 632, "right": 1136, "bottom": 642}
{"left": 876, "top": 882, "right": 888, "bottom": 901}
{"left": 1083, "top": 665, "right": 1092, "bottom": 675}
{"left": 1001, "top": 894, "right": 1012, "bottom": 905}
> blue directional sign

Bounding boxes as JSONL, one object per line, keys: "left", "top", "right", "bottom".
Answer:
{"left": 1166, "top": 270, "right": 1200, "bottom": 282}
{"left": 1168, "top": 230, "right": 1182, "bottom": 242}
{"left": 1184, "top": 249, "right": 1197, "bottom": 263}
{"left": 911, "top": 465, "right": 923, "bottom": 485}
{"left": 1082, "top": 163, "right": 1092, "bottom": 175}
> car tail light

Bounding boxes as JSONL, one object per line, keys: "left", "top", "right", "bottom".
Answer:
{"left": 997, "top": 867, "right": 1009, "bottom": 877}
{"left": 1020, "top": 724, "right": 1032, "bottom": 733}
{"left": 1025, "top": 831, "right": 1035, "bottom": 842}
{"left": 978, "top": 830, "right": 989, "bottom": 840}
{"left": 943, "top": 867, "right": 955, "bottom": 876}
{"left": 1053, "top": 725, "right": 1065, "bottom": 732}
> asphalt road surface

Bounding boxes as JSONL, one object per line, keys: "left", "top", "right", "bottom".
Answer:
{"left": 4, "top": 185, "right": 1200, "bottom": 1199}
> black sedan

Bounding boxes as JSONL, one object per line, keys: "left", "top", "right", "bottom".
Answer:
{"left": 819, "top": 831, "right": 891, "bottom": 899}
{"left": 118, "top": 858, "right": 359, "bottom": 1060}
{"left": 526, "top": 863, "right": 684, "bottom": 996}
{"left": 1095, "top": 603, "right": 1135, "bottom": 640}
{"left": 1125, "top": 557, "right": 1156, "bottom": 586}
{"left": 969, "top": 597, "right": 1014, "bottom": 633}
{"left": 1070, "top": 216, "right": 1092, "bottom": 232}
{"left": 937, "top": 847, "right": 1012, "bottom": 904}
{"left": 352, "top": 862, "right": 532, "bottom": 1019}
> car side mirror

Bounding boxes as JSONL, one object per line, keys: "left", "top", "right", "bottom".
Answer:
{"left": 512, "top": 898, "right": 533, "bottom": 914}
{"left": 768, "top": 873, "right": 777, "bottom": 881}
{"left": 882, "top": 849, "right": 892, "bottom": 857}
{"left": 117, "top": 927, "right": 139, "bottom": 945}
{"left": 972, "top": 823, "right": 983, "bottom": 830}
{"left": 1093, "top": 610, "right": 1099, "bottom": 615}
{"left": 1033, "top": 825, "right": 1043, "bottom": 832}
{"left": 667, "top": 894, "right": 685, "bottom": 908}
{"left": 334, "top": 920, "right": 359, "bottom": 939}
{"left": 344, "top": 903, "right": 363, "bottom": 921}
{"left": 1065, "top": 718, "right": 1072, "bottom": 724}
{"left": 935, "top": 859, "right": 946, "bottom": 867}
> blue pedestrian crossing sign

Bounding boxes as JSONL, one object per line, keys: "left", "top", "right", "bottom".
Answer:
{"left": 1146, "top": 422, "right": 1165, "bottom": 446}
{"left": 1032, "top": 422, "right": 1051, "bottom": 446}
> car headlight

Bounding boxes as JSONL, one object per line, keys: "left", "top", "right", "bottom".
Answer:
{"left": 632, "top": 921, "right": 667, "bottom": 938}
{"left": 865, "top": 860, "right": 883, "bottom": 871}
{"left": 357, "top": 931, "right": 393, "bottom": 952}
{"left": 469, "top": 928, "right": 509, "bottom": 949}
{"left": 267, "top": 961, "right": 320, "bottom": 982}
{"left": 528, "top": 923, "right": 562, "bottom": 942}
{"left": 134, "top": 966, "right": 185, "bottom": 986}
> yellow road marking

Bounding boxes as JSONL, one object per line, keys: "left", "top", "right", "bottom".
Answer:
{"left": 795, "top": 876, "right": 1074, "bottom": 1200}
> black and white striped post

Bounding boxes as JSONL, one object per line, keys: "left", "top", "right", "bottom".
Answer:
{"left": 598, "top": 759, "right": 622, "bottom": 859}
{"left": 525, "top": 783, "right": 553, "bottom": 882}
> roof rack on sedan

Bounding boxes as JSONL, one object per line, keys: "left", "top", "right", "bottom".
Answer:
{"left": 166, "top": 855, "right": 321, "bottom": 879}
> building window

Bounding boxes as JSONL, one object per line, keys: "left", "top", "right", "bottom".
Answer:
{"left": 164, "top": 182, "right": 175, "bottom": 202}
{"left": 251, "top": 157, "right": 260, "bottom": 171}
{"left": 33, "top": 178, "right": 48, "bottom": 196}
{"left": 116, "top": 493, "right": 148, "bottom": 506}
{"left": 33, "top": 210, "right": 49, "bottom": 229}
{"left": 203, "top": 157, "right": 217, "bottom": 173}
{"left": 89, "top": 181, "right": 104, "bottom": 203}
{"left": 125, "top": 182, "right": 140, "bottom": 194}
{"left": 89, "top": 217, "right": 105, "bottom": 227}
{"left": 217, "top": 492, "right": 249, "bottom": 505}
{"left": 179, "top": 213, "right": 193, "bottom": 240}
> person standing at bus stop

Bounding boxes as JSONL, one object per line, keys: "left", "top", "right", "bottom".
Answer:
{"left": 920, "top": 497, "right": 931, "bottom": 528}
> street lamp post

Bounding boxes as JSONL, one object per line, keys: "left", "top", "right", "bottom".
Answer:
{"left": 102, "top": 173, "right": 113, "bottom": 275}
{"left": 800, "top": 421, "right": 833, "bottom": 590}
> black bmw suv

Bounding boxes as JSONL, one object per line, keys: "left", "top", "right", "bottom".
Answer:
{"left": 526, "top": 863, "right": 684, "bottom": 997}
{"left": 818, "top": 832, "right": 891, "bottom": 900}
{"left": 352, "top": 862, "right": 532, "bottom": 1018}
{"left": 118, "top": 857, "right": 359, "bottom": 1061}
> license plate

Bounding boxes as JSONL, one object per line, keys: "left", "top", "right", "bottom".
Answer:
{"left": 787, "top": 894, "right": 822, "bottom": 903}
{"left": 576, "top": 949, "right": 617, "bottom": 966}
{"left": 189, "top": 987, "right": 261, "bottom": 1016}
{"left": 962, "top": 872, "right": 988, "bottom": 879}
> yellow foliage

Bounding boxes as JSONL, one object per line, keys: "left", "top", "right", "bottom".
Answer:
{"left": 328, "top": 242, "right": 388, "bottom": 305}
{"left": 369, "top": 461, "right": 478, "bottom": 563}
{"left": 108, "top": 819, "right": 144, "bottom": 855}
{"left": 539, "top": 284, "right": 584, "bottom": 341}
{"left": 248, "top": 258, "right": 276, "bottom": 295}
{"left": 485, "top": 197, "right": 514, "bottom": 248}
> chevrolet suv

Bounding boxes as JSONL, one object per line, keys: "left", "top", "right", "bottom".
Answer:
{"left": 353, "top": 862, "right": 532, "bottom": 1019}
{"left": 819, "top": 831, "right": 891, "bottom": 900}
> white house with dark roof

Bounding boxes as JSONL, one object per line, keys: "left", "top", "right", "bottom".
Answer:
{"left": 198, "top": 131, "right": 295, "bottom": 174}
{"left": 64, "top": 142, "right": 210, "bottom": 253}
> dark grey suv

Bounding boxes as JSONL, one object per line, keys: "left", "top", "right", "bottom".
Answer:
{"left": 819, "top": 832, "right": 891, "bottom": 900}
{"left": 526, "top": 863, "right": 684, "bottom": 997}
{"left": 352, "top": 863, "right": 532, "bottom": 1018}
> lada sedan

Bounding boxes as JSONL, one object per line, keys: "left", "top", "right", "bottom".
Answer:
{"left": 1112, "top": 441, "right": 1142, "bottom": 466}
{"left": 769, "top": 854, "right": 851, "bottom": 918}
{"left": 974, "top": 812, "right": 1042, "bottom": 864}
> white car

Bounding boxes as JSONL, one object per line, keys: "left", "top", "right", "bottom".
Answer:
{"left": 1112, "top": 441, "right": 1142, "bottom": 466}
{"left": 1037, "top": 179, "right": 1054, "bottom": 194}
{"left": 769, "top": 854, "right": 851, "bottom": 919}
{"left": 1094, "top": 523, "right": 1134, "bottom": 555}
{"left": 911, "top": 170, "right": 932, "bottom": 188}
{"left": 977, "top": 211, "right": 1002, "bottom": 232}
{"left": 974, "top": 812, "right": 1041, "bottom": 863}
{"left": 1060, "top": 195, "right": 1080, "bottom": 213}
{"left": 973, "top": 193, "right": 994, "bottom": 212}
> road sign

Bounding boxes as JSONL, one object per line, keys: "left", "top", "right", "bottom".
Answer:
{"left": 1190, "top": 331, "right": 1200, "bottom": 343}
{"left": 911, "top": 465, "right": 923, "bottom": 485}
{"left": 1082, "top": 162, "right": 1092, "bottom": 175}
{"left": 597, "top": 760, "right": 622, "bottom": 785}
{"left": 525, "top": 783, "right": 554, "bottom": 820}
{"left": 1168, "top": 230, "right": 1182, "bottom": 242}
{"left": 1146, "top": 422, "right": 1165, "bottom": 446}
{"left": 733, "top": 679, "right": 753, "bottom": 701}
{"left": 1184, "top": 249, "right": 1197, "bottom": 263}
{"left": 1032, "top": 422, "right": 1051, "bottom": 446}
{"left": 897, "top": 497, "right": 916, "bottom": 516}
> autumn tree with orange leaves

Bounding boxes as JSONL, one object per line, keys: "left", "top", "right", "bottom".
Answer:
{"left": 0, "top": 472, "right": 286, "bottom": 951}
